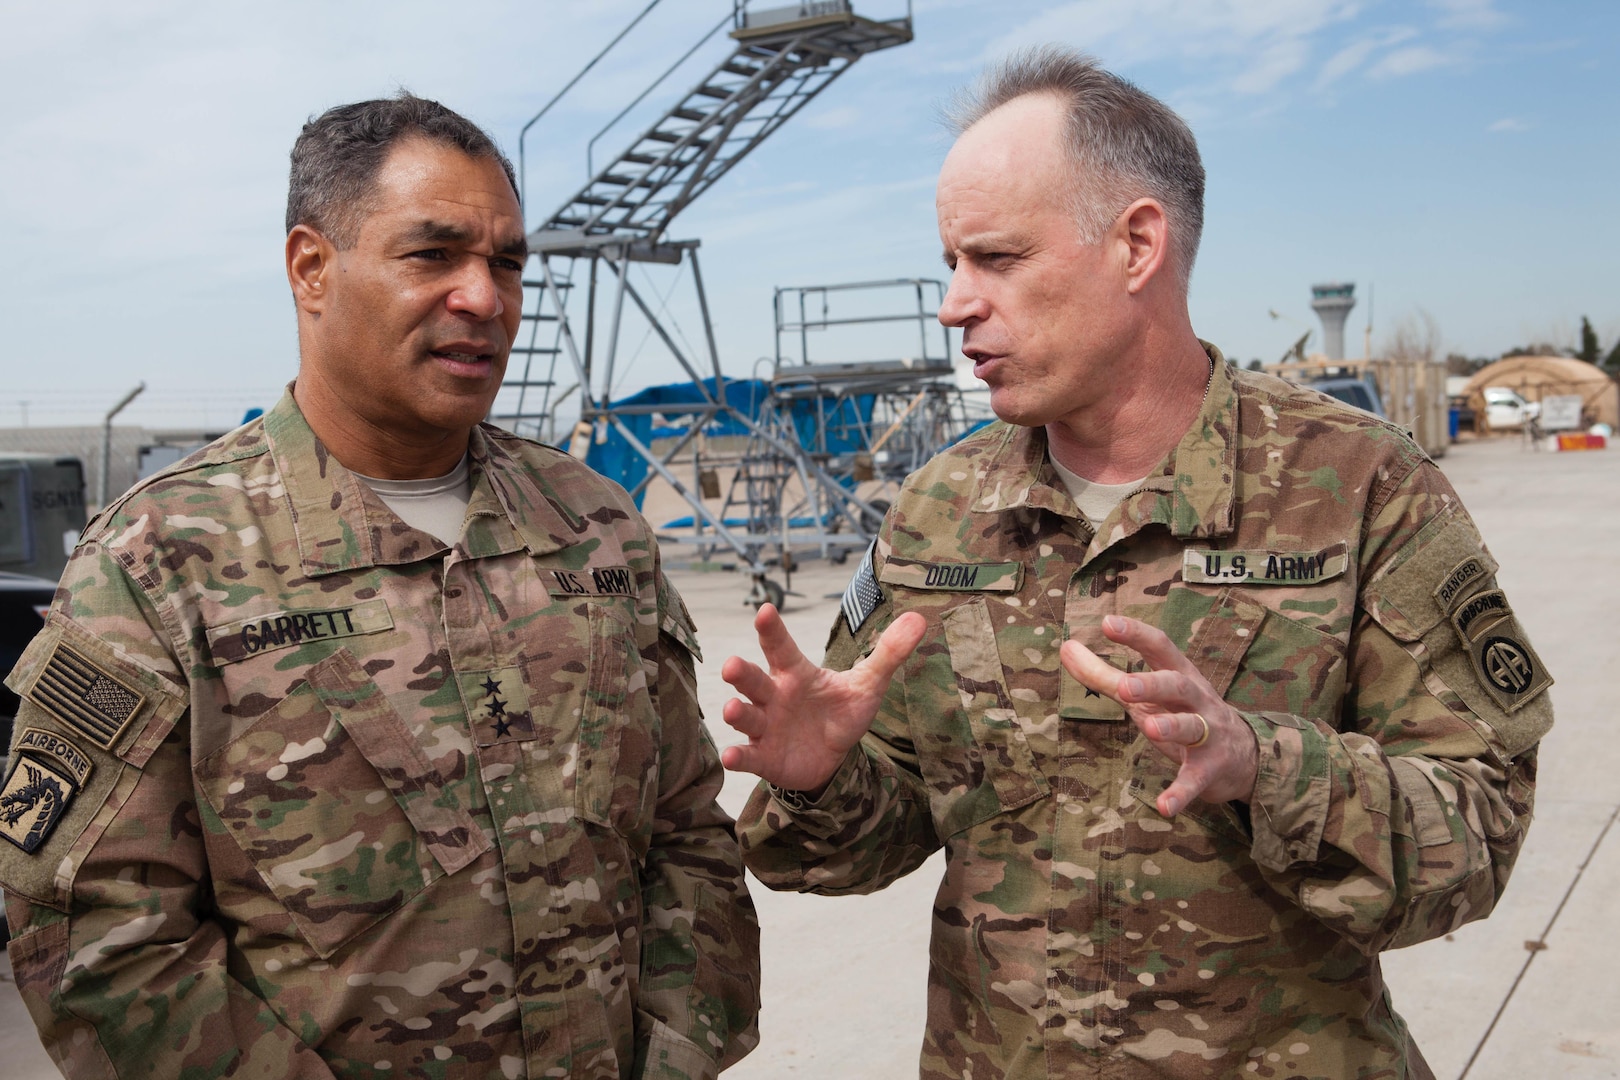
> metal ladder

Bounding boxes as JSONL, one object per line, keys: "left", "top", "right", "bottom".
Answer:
{"left": 498, "top": 1, "right": 914, "bottom": 604}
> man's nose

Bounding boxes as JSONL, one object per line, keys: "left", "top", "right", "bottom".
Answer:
{"left": 937, "top": 269, "right": 983, "bottom": 328}
{"left": 447, "top": 259, "right": 503, "bottom": 321}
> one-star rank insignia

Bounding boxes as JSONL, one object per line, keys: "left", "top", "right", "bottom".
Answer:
{"left": 0, "top": 728, "right": 95, "bottom": 853}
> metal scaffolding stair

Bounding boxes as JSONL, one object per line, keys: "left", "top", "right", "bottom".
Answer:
{"left": 498, "top": 1, "right": 913, "bottom": 605}
{"left": 529, "top": 4, "right": 912, "bottom": 256}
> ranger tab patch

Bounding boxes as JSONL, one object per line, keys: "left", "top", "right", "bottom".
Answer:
{"left": 27, "top": 644, "right": 145, "bottom": 750}
{"left": 1182, "top": 544, "right": 1349, "bottom": 586}
{"left": 841, "top": 542, "right": 884, "bottom": 633}
{"left": 1434, "top": 556, "right": 1489, "bottom": 610}
{"left": 0, "top": 728, "right": 94, "bottom": 853}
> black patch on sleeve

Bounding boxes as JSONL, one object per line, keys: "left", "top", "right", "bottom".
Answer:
{"left": 840, "top": 542, "right": 884, "bottom": 633}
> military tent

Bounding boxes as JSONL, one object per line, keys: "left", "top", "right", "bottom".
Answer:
{"left": 1463, "top": 355, "right": 1619, "bottom": 430}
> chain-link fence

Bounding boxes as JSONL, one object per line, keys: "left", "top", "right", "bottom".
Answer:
{"left": 0, "top": 426, "right": 147, "bottom": 512}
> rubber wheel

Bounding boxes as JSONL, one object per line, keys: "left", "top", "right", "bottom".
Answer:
{"left": 757, "top": 578, "right": 786, "bottom": 610}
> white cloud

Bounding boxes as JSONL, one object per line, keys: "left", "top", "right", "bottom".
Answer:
{"left": 806, "top": 106, "right": 863, "bottom": 131}
{"left": 1488, "top": 116, "right": 1529, "bottom": 133}
{"left": 1313, "top": 26, "right": 1418, "bottom": 89}
{"left": 981, "top": 0, "right": 1360, "bottom": 85}
{"left": 1427, "top": 0, "right": 1507, "bottom": 30}
{"left": 1367, "top": 44, "right": 1455, "bottom": 78}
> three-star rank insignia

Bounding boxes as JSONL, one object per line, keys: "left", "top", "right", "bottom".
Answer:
{"left": 457, "top": 668, "right": 536, "bottom": 746}
{"left": 0, "top": 728, "right": 94, "bottom": 853}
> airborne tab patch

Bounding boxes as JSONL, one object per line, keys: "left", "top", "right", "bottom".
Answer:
{"left": 1182, "top": 544, "right": 1349, "bottom": 586}
{"left": 0, "top": 728, "right": 93, "bottom": 853}
{"left": 1451, "top": 589, "right": 1511, "bottom": 642}
{"left": 27, "top": 645, "right": 145, "bottom": 750}
{"left": 878, "top": 557, "right": 1023, "bottom": 592}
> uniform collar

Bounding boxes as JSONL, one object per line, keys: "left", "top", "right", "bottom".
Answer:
{"left": 262, "top": 388, "right": 573, "bottom": 577}
{"left": 969, "top": 342, "right": 1238, "bottom": 540}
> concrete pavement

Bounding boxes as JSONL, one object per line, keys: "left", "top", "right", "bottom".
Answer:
{"left": 3, "top": 434, "right": 1615, "bottom": 1077}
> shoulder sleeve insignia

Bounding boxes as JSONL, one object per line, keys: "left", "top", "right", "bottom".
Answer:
{"left": 1, "top": 728, "right": 93, "bottom": 853}
{"left": 1449, "top": 588, "right": 1552, "bottom": 712}
{"left": 27, "top": 644, "right": 145, "bottom": 750}
{"left": 840, "top": 541, "right": 885, "bottom": 633}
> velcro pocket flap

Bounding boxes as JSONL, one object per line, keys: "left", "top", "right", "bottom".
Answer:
{"left": 304, "top": 650, "right": 489, "bottom": 877}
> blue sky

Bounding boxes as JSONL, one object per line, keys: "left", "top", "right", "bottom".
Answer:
{"left": 1, "top": 0, "right": 1614, "bottom": 430}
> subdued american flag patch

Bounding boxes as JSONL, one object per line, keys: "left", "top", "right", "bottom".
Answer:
{"left": 27, "top": 645, "right": 144, "bottom": 750}
{"left": 840, "top": 541, "right": 884, "bottom": 633}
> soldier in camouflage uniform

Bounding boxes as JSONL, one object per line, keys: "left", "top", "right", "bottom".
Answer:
{"left": 718, "top": 51, "right": 1549, "bottom": 1078}
{"left": 0, "top": 94, "right": 758, "bottom": 1078}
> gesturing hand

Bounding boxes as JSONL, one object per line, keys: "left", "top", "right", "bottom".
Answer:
{"left": 1059, "top": 615, "right": 1259, "bottom": 818}
{"left": 719, "top": 604, "right": 927, "bottom": 795}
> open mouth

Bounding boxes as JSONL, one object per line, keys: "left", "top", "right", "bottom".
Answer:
{"left": 430, "top": 350, "right": 496, "bottom": 377}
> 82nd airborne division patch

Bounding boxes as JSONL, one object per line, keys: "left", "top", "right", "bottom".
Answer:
{"left": 0, "top": 727, "right": 94, "bottom": 853}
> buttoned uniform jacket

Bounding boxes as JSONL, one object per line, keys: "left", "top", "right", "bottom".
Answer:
{"left": 0, "top": 391, "right": 760, "bottom": 1079}
{"left": 739, "top": 352, "right": 1552, "bottom": 1079}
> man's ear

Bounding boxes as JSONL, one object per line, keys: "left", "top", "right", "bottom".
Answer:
{"left": 286, "top": 224, "right": 333, "bottom": 315}
{"left": 1116, "top": 198, "right": 1171, "bottom": 296}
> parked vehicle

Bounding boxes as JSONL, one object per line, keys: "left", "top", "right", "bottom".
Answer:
{"left": 1266, "top": 358, "right": 1448, "bottom": 457}
{"left": 1, "top": 571, "right": 55, "bottom": 769}
{"left": 0, "top": 571, "right": 53, "bottom": 945}
{"left": 1310, "top": 375, "right": 1386, "bottom": 418}
{"left": 1483, "top": 387, "right": 1540, "bottom": 431}
{"left": 1, "top": 453, "right": 88, "bottom": 582}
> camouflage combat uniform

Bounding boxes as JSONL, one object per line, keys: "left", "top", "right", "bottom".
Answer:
{"left": 0, "top": 390, "right": 760, "bottom": 1079}
{"left": 739, "top": 348, "right": 1552, "bottom": 1079}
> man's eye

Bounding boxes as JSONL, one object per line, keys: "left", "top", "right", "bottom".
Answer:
{"left": 408, "top": 248, "right": 448, "bottom": 261}
{"left": 492, "top": 257, "right": 525, "bottom": 273}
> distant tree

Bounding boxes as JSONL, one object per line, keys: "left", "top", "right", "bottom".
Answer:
{"left": 1443, "top": 352, "right": 1489, "bottom": 376}
{"left": 1503, "top": 343, "right": 1563, "bottom": 358}
{"left": 1604, "top": 337, "right": 1620, "bottom": 375}
{"left": 1576, "top": 316, "right": 1601, "bottom": 364}
{"left": 1382, "top": 310, "right": 1441, "bottom": 365}
{"left": 1246, "top": 358, "right": 1265, "bottom": 371}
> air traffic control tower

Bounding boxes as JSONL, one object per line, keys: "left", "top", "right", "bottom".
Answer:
{"left": 1310, "top": 282, "right": 1356, "bottom": 361}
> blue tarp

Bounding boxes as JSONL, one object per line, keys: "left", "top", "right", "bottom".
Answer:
{"left": 584, "top": 378, "right": 764, "bottom": 504}
{"left": 586, "top": 377, "right": 877, "bottom": 509}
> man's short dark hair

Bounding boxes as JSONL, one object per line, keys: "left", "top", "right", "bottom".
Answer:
{"left": 947, "top": 47, "right": 1206, "bottom": 290}
{"left": 287, "top": 91, "right": 519, "bottom": 248}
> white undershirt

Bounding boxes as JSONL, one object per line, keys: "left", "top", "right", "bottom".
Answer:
{"left": 353, "top": 455, "right": 472, "bottom": 546}
{"left": 1048, "top": 454, "right": 1148, "bottom": 530}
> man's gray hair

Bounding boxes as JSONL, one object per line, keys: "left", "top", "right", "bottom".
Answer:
{"left": 947, "top": 47, "right": 1205, "bottom": 290}
{"left": 287, "top": 91, "right": 518, "bottom": 248}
